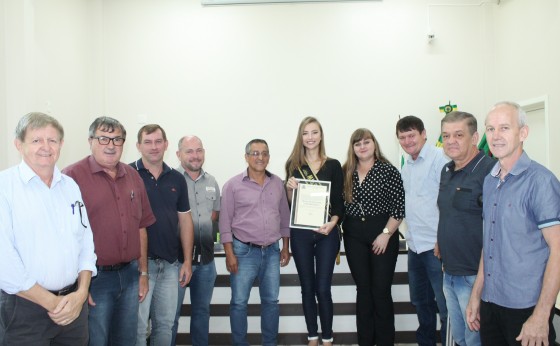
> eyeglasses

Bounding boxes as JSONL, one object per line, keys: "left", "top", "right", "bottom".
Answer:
{"left": 72, "top": 201, "right": 88, "bottom": 228}
{"left": 247, "top": 151, "right": 270, "bottom": 158}
{"left": 91, "top": 136, "right": 125, "bottom": 146}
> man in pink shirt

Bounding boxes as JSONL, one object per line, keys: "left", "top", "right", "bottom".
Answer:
{"left": 219, "top": 139, "right": 291, "bottom": 346}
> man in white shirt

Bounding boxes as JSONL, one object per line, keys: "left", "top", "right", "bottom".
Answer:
{"left": 0, "top": 112, "right": 97, "bottom": 345}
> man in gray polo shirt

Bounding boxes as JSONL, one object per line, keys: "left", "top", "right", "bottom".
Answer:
{"left": 172, "top": 135, "right": 220, "bottom": 346}
{"left": 437, "top": 111, "right": 494, "bottom": 346}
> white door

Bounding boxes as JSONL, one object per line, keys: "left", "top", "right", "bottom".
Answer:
{"left": 520, "top": 98, "right": 549, "bottom": 169}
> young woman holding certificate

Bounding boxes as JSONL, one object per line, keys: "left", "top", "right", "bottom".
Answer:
{"left": 285, "top": 117, "right": 344, "bottom": 346}
{"left": 342, "top": 128, "right": 405, "bottom": 346}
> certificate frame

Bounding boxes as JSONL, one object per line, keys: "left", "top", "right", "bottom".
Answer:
{"left": 290, "top": 179, "right": 331, "bottom": 230}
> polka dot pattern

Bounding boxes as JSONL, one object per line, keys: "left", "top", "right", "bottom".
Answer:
{"left": 345, "top": 160, "right": 405, "bottom": 220}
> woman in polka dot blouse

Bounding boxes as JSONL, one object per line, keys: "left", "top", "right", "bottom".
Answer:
{"left": 342, "top": 128, "right": 405, "bottom": 346}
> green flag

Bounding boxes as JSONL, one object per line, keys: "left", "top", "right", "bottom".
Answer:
{"left": 478, "top": 133, "right": 493, "bottom": 157}
{"left": 437, "top": 102, "right": 457, "bottom": 147}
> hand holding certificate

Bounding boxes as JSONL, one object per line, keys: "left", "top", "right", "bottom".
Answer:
{"left": 289, "top": 179, "right": 331, "bottom": 230}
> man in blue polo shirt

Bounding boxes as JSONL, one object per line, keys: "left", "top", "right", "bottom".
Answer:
{"left": 132, "top": 124, "right": 194, "bottom": 346}
{"left": 467, "top": 101, "right": 560, "bottom": 345}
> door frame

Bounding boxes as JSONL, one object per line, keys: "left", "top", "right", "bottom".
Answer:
{"left": 519, "top": 95, "right": 549, "bottom": 168}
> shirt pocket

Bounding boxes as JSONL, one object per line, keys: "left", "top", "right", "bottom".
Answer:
{"left": 451, "top": 187, "right": 480, "bottom": 213}
{"left": 130, "top": 195, "right": 143, "bottom": 222}
{"left": 205, "top": 190, "right": 217, "bottom": 209}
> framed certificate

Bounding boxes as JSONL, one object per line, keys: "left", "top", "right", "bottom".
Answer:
{"left": 290, "top": 179, "right": 331, "bottom": 230}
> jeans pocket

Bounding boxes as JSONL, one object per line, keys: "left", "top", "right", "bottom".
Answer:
{"left": 233, "top": 239, "right": 252, "bottom": 257}
{"left": 463, "top": 275, "right": 476, "bottom": 288}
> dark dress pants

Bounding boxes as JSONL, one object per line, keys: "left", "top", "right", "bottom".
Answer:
{"left": 480, "top": 301, "right": 555, "bottom": 346}
{"left": 343, "top": 215, "right": 399, "bottom": 346}
{"left": 0, "top": 291, "right": 88, "bottom": 346}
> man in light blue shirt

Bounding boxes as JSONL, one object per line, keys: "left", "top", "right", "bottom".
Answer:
{"left": 397, "top": 115, "right": 448, "bottom": 346}
{"left": 467, "top": 101, "right": 560, "bottom": 345}
{"left": 0, "top": 112, "right": 97, "bottom": 345}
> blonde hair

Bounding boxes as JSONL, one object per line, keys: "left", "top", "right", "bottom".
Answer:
{"left": 285, "top": 117, "right": 327, "bottom": 179}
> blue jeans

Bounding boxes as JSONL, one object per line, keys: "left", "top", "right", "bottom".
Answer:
{"left": 171, "top": 260, "right": 217, "bottom": 346}
{"left": 290, "top": 228, "right": 339, "bottom": 340}
{"left": 88, "top": 260, "right": 140, "bottom": 346}
{"left": 443, "top": 273, "right": 480, "bottom": 346}
{"left": 136, "top": 258, "right": 179, "bottom": 346}
{"left": 408, "top": 249, "right": 448, "bottom": 346}
{"left": 230, "top": 238, "right": 280, "bottom": 346}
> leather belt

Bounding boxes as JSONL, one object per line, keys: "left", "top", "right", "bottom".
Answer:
{"left": 233, "top": 235, "right": 272, "bottom": 249}
{"left": 48, "top": 280, "right": 78, "bottom": 296}
{"left": 96, "top": 261, "right": 131, "bottom": 271}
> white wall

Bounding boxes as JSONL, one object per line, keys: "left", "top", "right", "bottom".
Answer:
{"left": 99, "top": 0, "right": 493, "bottom": 185}
{"left": 487, "top": 0, "right": 560, "bottom": 174}
{"left": 1, "top": 0, "right": 498, "bottom": 187}
{"left": 1, "top": 0, "right": 96, "bottom": 166}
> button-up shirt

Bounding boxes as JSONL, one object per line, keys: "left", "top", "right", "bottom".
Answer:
{"left": 177, "top": 166, "right": 220, "bottom": 265}
{"left": 401, "top": 143, "right": 448, "bottom": 253}
{"left": 482, "top": 151, "right": 560, "bottom": 308}
{"left": 0, "top": 161, "right": 97, "bottom": 293}
{"left": 64, "top": 156, "right": 156, "bottom": 265}
{"left": 219, "top": 169, "right": 290, "bottom": 246}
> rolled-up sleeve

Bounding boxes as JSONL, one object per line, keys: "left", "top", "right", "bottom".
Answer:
{"left": 77, "top": 191, "right": 98, "bottom": 277}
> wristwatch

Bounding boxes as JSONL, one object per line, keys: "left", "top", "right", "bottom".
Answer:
{"left": 382, "top": 227, "right": 391, "bottom": 235}
{"left": 139, "top": 271, "right": 149, "bottom": 278}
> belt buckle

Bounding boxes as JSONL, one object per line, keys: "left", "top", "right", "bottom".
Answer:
{"left": 50, "top": 281, "right": 78, "bottom": 296}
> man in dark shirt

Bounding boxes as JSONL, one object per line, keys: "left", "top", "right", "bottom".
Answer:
{"left": 64, "top": 116, "right": 156, "bottom": 346}
{"left": 132, "top": 124, "right": 194, "bottom": 345}
{"left": 437, "top": 111, "right": 494, "bottom": 346}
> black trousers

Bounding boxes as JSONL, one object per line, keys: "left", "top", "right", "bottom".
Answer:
{"left": 480, "top": 301, "right": 555, "bottom": 346}
{"left": 0, "top": 290, "right": 88, "bottom": 346}
{"left": 343, "top": 215, "right": 399, "bottom": 346}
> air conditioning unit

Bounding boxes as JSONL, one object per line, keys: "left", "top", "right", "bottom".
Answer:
{"left": 202, "top": 0, "right": 380, "bottom": 5}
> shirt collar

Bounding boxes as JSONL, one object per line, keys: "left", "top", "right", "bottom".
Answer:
{"left": 490, "top": 150, "right": 530, "bottom": 178}
{"left": 446, "top": 150, "right": 487, "bottom": 173}
{"left": 406, "top": 142, "right": 430, "bottom": 163}
{"left": 18, "top": 160, "right": 62, "bottom": 186}
{"left": 87, "top": 155, "right": 127, "bottom": 178}
{"left": 242, "top": 168, "right": 272, "bottom": 181}
{"left": 133, "top": 158, "right": 172, "bottom": 175}
{"left": 176, "top": 165, "right": 206, "bottom": 182}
